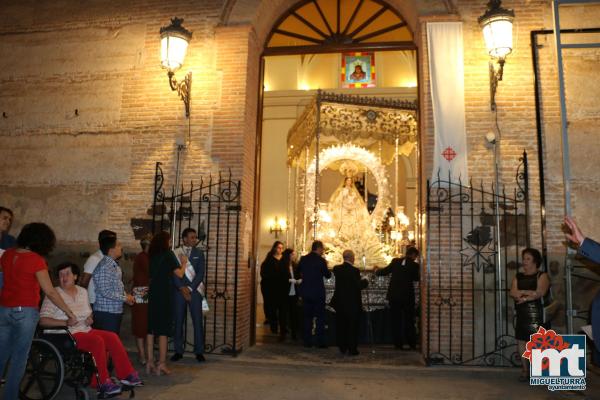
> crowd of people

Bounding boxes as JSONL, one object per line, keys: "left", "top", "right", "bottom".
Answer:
{"left": 1, "top": 202, "right": 599, "bottom": 398}
{"left": 262, "top": 218, "right": 600, "bottom": 375}
{"left": 0, "top": 207, "right": 207, "bottom": 399}
{"left": 260, "top": 239, "right": 421, "bottom": 354}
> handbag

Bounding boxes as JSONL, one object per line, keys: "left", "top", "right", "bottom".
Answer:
{"left": 132, "top": 286, "right": 149, "bottom": 304}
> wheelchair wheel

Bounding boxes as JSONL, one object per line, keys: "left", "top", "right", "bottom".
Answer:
{"left": 75, "top": 387, "right": 90, "bottom": 400}
{"left": 19, "top": 339, "right": 64, "bottom": 400}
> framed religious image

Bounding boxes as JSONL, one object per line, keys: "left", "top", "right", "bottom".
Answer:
{"left": 341, "top": 52, "right": 376, "bottom": 88}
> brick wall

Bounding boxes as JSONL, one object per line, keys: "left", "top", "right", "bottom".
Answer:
{"left": 0, "top": 0, "right": 259, "bottom": 351}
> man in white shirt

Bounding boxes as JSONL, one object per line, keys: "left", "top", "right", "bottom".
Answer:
{"left": 80, "top": 230, "right": 117, "bottom": 305}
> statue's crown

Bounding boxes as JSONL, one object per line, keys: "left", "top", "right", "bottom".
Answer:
{"left": 339, "top": 161, "right": 359, "bottom": 178}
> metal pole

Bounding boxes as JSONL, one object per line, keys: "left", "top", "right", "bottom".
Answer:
{"left": 171, "top": 143, "right": 185, "bottom": 249}
{"left": 493, "top": 138, "right": 504, "bottom": 362}
{"left": 302, "top": 149, "right": 308, "bottom": 253}
{"left": 395, "top": 137, "right": 399, "bottom": 214}
{"left": 152, "top": 162, "right": 162, "bottom": 235}
{"left": 395, "top": 137, "right": 400, "bottom": 255}
{"left": 286, "top": 165, "right": 291, "bottom": 244}
{"left": 552, "top": 0, "right": 575, "bottom": 334}
{"left": 294, "top": 163, "right": 299, "bottom": 249}
{"left": 313, "top": 91, "right": 321, "bottom": 240}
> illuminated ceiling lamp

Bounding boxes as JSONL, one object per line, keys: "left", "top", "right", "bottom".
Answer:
{"left": 478, "top": 0, "right": 515, "bottom": 111}
{"left": 160, "top": 17, "right": 193, "bottom": 117}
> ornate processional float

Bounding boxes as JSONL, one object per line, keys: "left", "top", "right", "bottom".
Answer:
{"left": 286, "top": 90, "right": 418, "bottom": 268}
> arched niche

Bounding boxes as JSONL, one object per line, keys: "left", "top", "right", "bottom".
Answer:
{"left": 224, "top": 0, "right": 424, "bottom": 53}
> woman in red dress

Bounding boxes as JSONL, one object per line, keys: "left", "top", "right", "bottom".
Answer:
{"left": 131, "top": 236, "right": 151, "bottom": 365}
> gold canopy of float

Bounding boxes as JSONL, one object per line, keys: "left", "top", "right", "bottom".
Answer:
{"left": 286, "top": 90, "right": 418, "bottom": 169}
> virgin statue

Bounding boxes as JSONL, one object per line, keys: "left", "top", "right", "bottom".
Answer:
{"left": 318, "top": 162, "right": 387, "bottom": 268}
{"left": 327, "top": 176, "right": 371, "bottom": 240}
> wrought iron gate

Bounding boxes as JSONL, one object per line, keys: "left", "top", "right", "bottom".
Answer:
{"left": 152, "top": 162, "right": 241, "bottom": 355}
{"left": 425, "top": 152, "right": 529, "bottom": 366}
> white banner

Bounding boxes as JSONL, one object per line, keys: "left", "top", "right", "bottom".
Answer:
{"left": 427, "top": 22, "right": 469, "bottom": 183}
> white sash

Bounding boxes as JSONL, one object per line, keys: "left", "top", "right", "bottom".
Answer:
{"left": 289, "top": 265, "right": 296, "bottom": 296}
{"left": 174, "top": 246, "right": 203, "bottom": 295}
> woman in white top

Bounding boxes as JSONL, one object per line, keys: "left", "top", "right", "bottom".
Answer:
{"left": 39, "top": 262, "right": 142, "bottom": 396}
{"left": 281, "top": 249, "right": 301, "bottom": 340}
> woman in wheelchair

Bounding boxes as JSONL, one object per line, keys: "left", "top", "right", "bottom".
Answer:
{"left": 39, "top": 262, "right": 143, "bottom": 396}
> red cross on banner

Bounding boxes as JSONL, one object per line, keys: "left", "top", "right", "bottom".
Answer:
{"left": 442, "top": 147, "right": 457, "bottom": 162}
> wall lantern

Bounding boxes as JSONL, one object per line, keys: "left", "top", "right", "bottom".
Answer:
{"left": 478, "top": 0, "right": 514, "bottom": 111}
{"left": 268, "top": 216, "right": 288, "bottom": 238}
{"left": 160, "top": 17, "right": 192, "bottom": 117}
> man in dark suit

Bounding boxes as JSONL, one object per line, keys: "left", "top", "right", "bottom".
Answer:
{"left": 331, "top": 250, "right": 368, "bottom": 355}
{"left": 375, "top": 246, "right": 420, "bottom": 350}
{"left": 297, "top": 240, "right": 331, "bottom": 348}
{"left": 171, "top": 228, "right": 206, "bottom": 362}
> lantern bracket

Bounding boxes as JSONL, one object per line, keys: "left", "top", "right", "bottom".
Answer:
{"left": 168, "top": 70, "right": 192, "bottom": 118}
{"left": 489, "top": 57, "right": 505, "bottom": 112}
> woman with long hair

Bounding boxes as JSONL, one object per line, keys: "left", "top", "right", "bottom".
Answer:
{"left": 260, "top": 241, "right": 283, "bottom": 334}
{"left": 510, "top": 247, "right": 550, "bottom": 381}
{"left": 146, "top": 231, "right": 186, "bottom": 375}
{"left": 0, "top": 223, "right": 77, "bottom": 399}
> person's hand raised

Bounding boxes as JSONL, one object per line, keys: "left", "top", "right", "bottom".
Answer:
{"left": 564, "top": 216, "right": 585, "bottom": 246}
{"left": 179, "top": 254, "right": 189, "bottom": 268}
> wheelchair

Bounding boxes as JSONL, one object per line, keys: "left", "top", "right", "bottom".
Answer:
{"left": 3, "top": 326, "right": 138, "bottom": 400}
{"left": 17, "top": 327, "right": 137, "bottom": 400}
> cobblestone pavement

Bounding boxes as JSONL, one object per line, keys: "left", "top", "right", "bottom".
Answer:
{"left": 49, "top": 341, "right": 599, "bottom": 400}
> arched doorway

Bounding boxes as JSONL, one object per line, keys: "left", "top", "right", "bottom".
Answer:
{"left": 252, "top": 0, "right": 421, "bottom": 353}
{"left": 264, "top": 0, "right": 414, "bottom": 55}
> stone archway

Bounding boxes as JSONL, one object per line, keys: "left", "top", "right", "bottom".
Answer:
{"left": 224, "top": 0, "right": 422, "bottom": 50}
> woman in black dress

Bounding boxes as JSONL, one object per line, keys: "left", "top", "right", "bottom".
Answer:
{"left": 260, "top": 241, "right": 283, "bottom": 334}
{"left": 146, "top": 231, "right": 186, "bottom": 376}
{"left": 510, "top": 247, "right": 550, "bottom": 381}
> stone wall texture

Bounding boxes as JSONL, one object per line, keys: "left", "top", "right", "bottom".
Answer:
{"left": 1, "top": 0, "right": 599, "bottom": 355}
